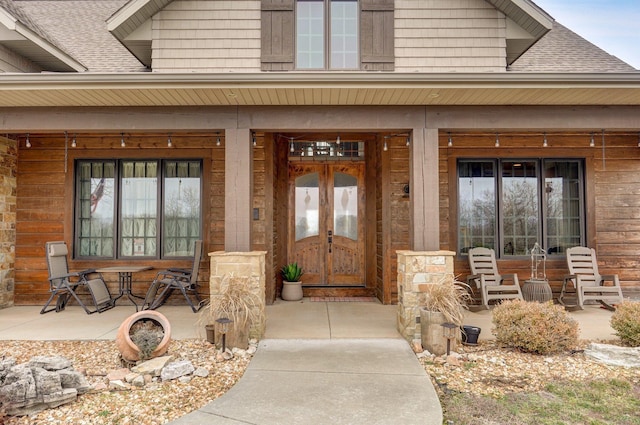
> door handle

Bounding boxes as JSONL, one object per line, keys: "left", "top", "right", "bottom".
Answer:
{"left": 328, "top": 230, "right": 332, "bottom": 253}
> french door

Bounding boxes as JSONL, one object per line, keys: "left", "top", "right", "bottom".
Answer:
{"left": 288, "top": 162, "right": 365, "bottom": 286}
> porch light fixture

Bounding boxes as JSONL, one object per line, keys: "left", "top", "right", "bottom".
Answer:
{"left": 71, "top": 134, "right": 77, "bottom": 148}
{"left": 542, "top": 132, "right": 548, "bottom": 147}
{"left": 120, "top": 132, "right": 125, "bottom": 147}
{"left": 167, "top": 134, "right": 172, "bottom": 148}
{"left": 494, "top": 133, "right": 500, "bottom": 147}
{"left": 25, "top": 133, "right": 31, "bottom": 148}
{"left": 447, "top": 132, "right": 452, "bottom": 147}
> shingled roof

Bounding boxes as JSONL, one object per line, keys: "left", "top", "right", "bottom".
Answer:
{"left": 13, "top": 0, "right": 146, "bottom": 72}
{"left": 510, "top": 21, "right": 637, "bottom": 72}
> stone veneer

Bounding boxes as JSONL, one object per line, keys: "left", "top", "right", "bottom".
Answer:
{"left": 396, "top": 250, "right": 456, "bottom": 342}
{"left": 208, "top": 251, "right": 267, "bottom": 339}
{"left": 0, "top": 138, "right": 17, "bottom": 308}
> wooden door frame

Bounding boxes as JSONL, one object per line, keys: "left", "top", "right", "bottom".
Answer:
{"left": 274, "top": 138, "right": 377, "bottom": 299}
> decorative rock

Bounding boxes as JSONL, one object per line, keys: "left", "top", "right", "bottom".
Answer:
{"left": 131, "top": 355, "right": 174, "bottom": 377}
{"left": 584, "top": 343, "right": 640, "bottom": 367}
{"left": 178, "top": 376, "right": 192, "bottom": 384}
{"left": 106, "top": 368, "right": 131, "bottom": 382}
{"left": 411, "top": 339, "right": 423, "bottom": 353}
{"left": 246, "top": 345, "right": 258, "bottom": 355}
{"left": 124, "top": 372, "right": 141, "bottom": 383}
{"left": 193, "top": 367, "right": 209, "bottom": 378}
{"left": 160, "top": 360, "right": 195, "bottom": 381}
{"left": 58, "top": 369, "right": 91, "bottom": 394}
{"left": 131, "top": 375, "right": 146, "bottom": 387}
{"left": 28, "top": 356, "right": 72, "bottom": 371}
{"left": 109, "top": 380, "right": 130, "bottom": 391}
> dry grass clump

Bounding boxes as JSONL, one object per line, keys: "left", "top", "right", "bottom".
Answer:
{"left": 492, "top": 299, "right": 579, "bottom": 355}
{"left": 610, "top": 300, "right": 640, "bottom": 346}
{"left": 129, "top": 319, "right": 164, "bottom": 361}
{"left": 418, "top": 274, "right": 473, "bottom": 326}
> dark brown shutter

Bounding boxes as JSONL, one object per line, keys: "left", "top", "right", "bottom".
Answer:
{"left": 360, "top": 0, "right": 394, "bottom": 71}
{"left": 261, "top": 0, "right": 295, "bottom": 71}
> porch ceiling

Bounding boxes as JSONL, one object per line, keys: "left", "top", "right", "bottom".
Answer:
{"left": 0, "top": 72, "right": 640, "bottom": 107}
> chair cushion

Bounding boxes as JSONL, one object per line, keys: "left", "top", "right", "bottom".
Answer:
{"left": 48, "top": 243, "right": 68, "bottom": 257}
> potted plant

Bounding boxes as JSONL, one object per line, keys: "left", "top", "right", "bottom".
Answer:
{"left": 418, "top": 275, "right": 472, "bottom": 355}
{"left": 280, "top": 262, "right": 304, "bottom": 301}
{"left": 199, "top": 273, "right": 264, "bottom": 350}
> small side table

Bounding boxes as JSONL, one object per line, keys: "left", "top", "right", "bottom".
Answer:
{"left": 523, "top": 279, "right": 553, "bottom": 303}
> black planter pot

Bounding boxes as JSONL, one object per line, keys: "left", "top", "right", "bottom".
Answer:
{"left": 461, "top": 325, "right": 481, "bottom": 345}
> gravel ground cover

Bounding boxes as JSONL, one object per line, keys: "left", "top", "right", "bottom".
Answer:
{"left": 420, "top": 339, "right": 640, "bottom": 397}
{"left": 2, "top": 338, "right": 640, "bottom": 424}
{"left": 1, "top": 339, "right": 249, "bottom": 425}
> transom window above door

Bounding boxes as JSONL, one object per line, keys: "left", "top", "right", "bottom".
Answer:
{"left": 296, "top": 0, "right": 359, "bottom": 69}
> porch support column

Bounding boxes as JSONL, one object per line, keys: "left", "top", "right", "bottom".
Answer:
{"left": 410, "top": 128, "right": 439, "bottom": 251}
{"left": 224, "top": 128, "right": 252, "bottom": 251}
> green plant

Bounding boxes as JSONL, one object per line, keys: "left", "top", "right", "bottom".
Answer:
{"left": 610, "top": 299, "right": 640, "bottom": 346}
{"left": 418, "top": 274, "right": 472, "bottom": 326}
{"left": 492, "top": 299, "right": 579, "bottom": 355}
{"left": 281, "top": 263, "right": 303, "bottom": 282}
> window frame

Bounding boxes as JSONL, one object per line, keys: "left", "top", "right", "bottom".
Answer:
{"left": 457, "top": 158, "right": 586, "bottom": 258}
{"left": 295, "top": 0, "right": 360, "bottom": 70}
{"left": 74, "top": 158, "right": 203, "bottom": 260}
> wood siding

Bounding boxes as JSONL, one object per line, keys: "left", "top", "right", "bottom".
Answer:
{"left": 14, "top": 133, "right": 224, "bottom": 306}
{"left": 439, "top": 132, "right": 640, "bottom": 298}
{"left": 395, "top": 0, "right": 507, "bottom": 72}
{"left": 153, "top": 0, "right": 261, "bottom": 72}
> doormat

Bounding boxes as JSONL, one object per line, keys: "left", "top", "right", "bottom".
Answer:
{"left": 309, "top": 297, "right": 378, "bottom": 302}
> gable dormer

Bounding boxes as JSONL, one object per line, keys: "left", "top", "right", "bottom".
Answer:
{"left": 0, "top": 1, "right": 85, "bottom": 72}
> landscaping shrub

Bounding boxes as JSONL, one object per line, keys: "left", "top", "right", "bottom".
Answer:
{"left": 610, "top": 300, "right": 640, "bottom": 347}
{"left": 492, "top": 299, "right": 579, "bottom": 355}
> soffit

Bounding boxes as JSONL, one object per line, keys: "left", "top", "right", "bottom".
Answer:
{"left": 0, "top": 73, "right": 639, "bottom": 107}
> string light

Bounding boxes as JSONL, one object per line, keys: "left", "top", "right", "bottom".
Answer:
{"left": 252, "top": 132, "right": 257, "bottom": 147}
{"left": 495, "top": 133, "right": 500, "bottom": 147}
{"left": 543, "top": 132, "right": 548, "bottom": 147}
{"left": 216, "top": 133, "right": 221, "bottom": 146}
{"left": 120, "top": 133, "right": 125, "bottom": 147}
{"left": 290, "top": 137, "right": 295, "bottom": 153}
{"left": 383, "top": 136, "right": 388, "bottom": 152}
{"left": 71, "top": 134, "right": 77, "bottom": 148}
{"left": 25, "top": 133, "right": 31, "bottom": 148}
{"left": 167, "top": 134, "right": 172, "bottom": 148}
{"left": 336, "top": 134, "right": 341, "bottom": 145}
{"left": 406, "top": 135, "right": 410, "bottom": 146}
{"left": 448, "top": 132, "right": 452, "bottom": 147}
{"left": 590, "top": 132, "right": 595, "bottom": 147}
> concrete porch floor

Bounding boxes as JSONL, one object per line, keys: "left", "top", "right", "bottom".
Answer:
{"left": 0, "top": 299, "right": 619, "bottom": 342}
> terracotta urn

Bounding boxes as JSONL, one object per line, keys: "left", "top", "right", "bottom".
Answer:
{"left": 116, "top": 310, "right": 172, "bottom": 362}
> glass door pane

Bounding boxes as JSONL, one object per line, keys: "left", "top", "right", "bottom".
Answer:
{"left": 295, "top": 173, "right": 320, "bottom": 241}
{"left": 333, "top": 172, "right": 357, "bottom": 240}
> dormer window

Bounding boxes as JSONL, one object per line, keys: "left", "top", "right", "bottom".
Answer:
{"left": 296, "top": 0, "right": 359, "bottom": 69}
{"left": 261, "top": 0, "right": 393, "bottom": 71}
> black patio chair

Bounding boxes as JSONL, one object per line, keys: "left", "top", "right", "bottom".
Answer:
{"left": 41, "top": 241, "right": 115, "bottom": 314}
{"left": 142, "top": 240, "right": 204, "bottom": 313}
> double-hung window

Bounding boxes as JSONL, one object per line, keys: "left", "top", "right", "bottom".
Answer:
{"left": 458, "top": 159, "right": 584, "bottom": 257}
{"left": 75, "top": 159, "right": 202, "bottom": 259}
{"left": 296, "top": 0, "right": 359, "bottom": 69}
